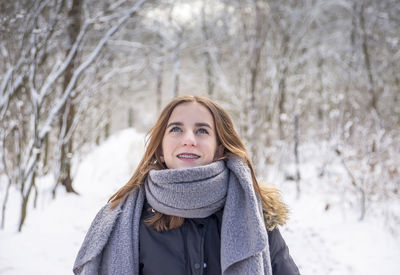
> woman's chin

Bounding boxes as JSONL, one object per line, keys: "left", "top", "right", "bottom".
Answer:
{"left": 173, "top": 159, "right": 205, "bottom": 169}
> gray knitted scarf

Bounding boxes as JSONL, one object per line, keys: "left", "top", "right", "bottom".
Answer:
{"left": 73, "top": 157, "right": 272, "bottom": 275}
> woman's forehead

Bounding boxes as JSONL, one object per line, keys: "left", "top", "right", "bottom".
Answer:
{"left": 168, "top": 102, "right": 214, "bottom": 126}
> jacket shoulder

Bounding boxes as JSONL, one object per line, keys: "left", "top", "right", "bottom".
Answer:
{"left": 268, "top": 228, "right": 300, "bottom": 275}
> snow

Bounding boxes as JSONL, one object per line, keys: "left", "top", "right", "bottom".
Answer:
{"left": 1, "top": 128, "right": 399, "bottom": 274}
{"left": 280, "top": 192, "right": 400, "bottom": 275}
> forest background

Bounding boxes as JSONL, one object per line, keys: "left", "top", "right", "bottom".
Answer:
{"left": 0, "top": 0, "right": 399, "bottom": 244}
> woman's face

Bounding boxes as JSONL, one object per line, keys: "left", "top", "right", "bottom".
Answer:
{"left": 160, "top": 102, "right": 222, "bottom": 169}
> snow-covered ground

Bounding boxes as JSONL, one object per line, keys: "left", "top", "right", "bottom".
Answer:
{"left": 0, "top": 128, "right": 399, "bottom": 274}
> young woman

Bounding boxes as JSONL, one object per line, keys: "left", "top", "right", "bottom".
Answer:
{"left": 73, "top": 95, "right": 300, "bottom": 275}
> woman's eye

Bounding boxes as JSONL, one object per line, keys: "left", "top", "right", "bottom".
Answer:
{"left": 196, "top": 128, "right": 209, "bottom": 134}
{"left": 170, "top": 126, "right": 182, "bottom": 133}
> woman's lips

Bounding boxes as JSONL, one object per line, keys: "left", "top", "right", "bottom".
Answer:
{"left": 177, "top": 153, "right": 200, "bottom": 160}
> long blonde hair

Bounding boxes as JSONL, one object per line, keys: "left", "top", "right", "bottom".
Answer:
{"left": 109, "top": 95, "right": 286, "bottom": 231}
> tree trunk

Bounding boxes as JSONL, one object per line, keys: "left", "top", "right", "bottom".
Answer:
{"left": 359, "top": 3, "right": 378, "bottom": 113}
{"left": 317, "top": 54, "right": 324, "bottom": 122}
{"left": 18, "top": 173, "right": 36, "bottom": 232}
{"left": 128, "top": 107, "right": 134, "bottom": 127}
{"left": 294, "top": 115, "right": 301, "bottom": 199}
{"left": 277, "top": 75, "right": 286, "bottom": 139}
{"left": 43, "top": 134, "right": 49, "bottom": 172}
{"left": 1, "top": 179, "right": 12, "bottom": 229}
{"left": 201, "top": 1, "right": 214, "bottom": 97}
{"left": 57, "top": 0, "right": 82, "bottom": 195}
{"left": 104, "top": 116, "right": 110, "bottom": 139}
{"left": 277, "top": 34, "right": 289, "bottom": 140}
{"left": 342, "top": 2, "right": 358, "bottom": 142}
{"left": 172, "top": 35, "right": 181, "bottom": 98}
{"left": 156, "top": 58, "right": 164, "bottom": 113}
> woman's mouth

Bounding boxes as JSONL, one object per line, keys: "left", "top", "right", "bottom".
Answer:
{"left": 177, "top": 153, "right": 200, "bottom": 159}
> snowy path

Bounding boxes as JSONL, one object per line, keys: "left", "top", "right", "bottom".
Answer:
{"left": 1, "top": 128, "right": 399, "bottom": 274}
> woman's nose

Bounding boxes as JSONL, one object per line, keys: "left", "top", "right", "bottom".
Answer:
{"left": 182, "top": 131, "right": 196, "bottom": 146}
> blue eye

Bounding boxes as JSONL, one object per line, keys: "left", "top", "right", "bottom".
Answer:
{"left": 170, "top": 126, "right": 182, "bottom": 133}
{"left": 196, "top": 128, "right": 209, "bottom": 134}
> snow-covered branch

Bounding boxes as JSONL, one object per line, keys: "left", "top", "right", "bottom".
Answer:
{"left": 39, "top": 0, "right": 148, "bottom": 141}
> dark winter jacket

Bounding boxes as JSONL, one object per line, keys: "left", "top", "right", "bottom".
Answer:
{"left": 139, "top": 200, "right": 300, "bottom": 275}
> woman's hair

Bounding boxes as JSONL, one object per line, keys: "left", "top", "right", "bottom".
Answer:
{"left": 109, "top": 95, "right": 285, "bottom": 231}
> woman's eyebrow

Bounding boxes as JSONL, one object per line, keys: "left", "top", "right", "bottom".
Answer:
{"left": 195, "top": 122, "right": 212, "bottom": 129}
{"left": 166, "top": 122, "right": 212, "bottom": 129}
{"left": 166, "top": 122, "right": 183, "bottom": 128}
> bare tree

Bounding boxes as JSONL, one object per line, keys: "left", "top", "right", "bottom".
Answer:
{"left": 0, "top": 0, "right": 148, "bottom": 231}
{"left": 56, "top": 0, "right": 83, "bottom": 195}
